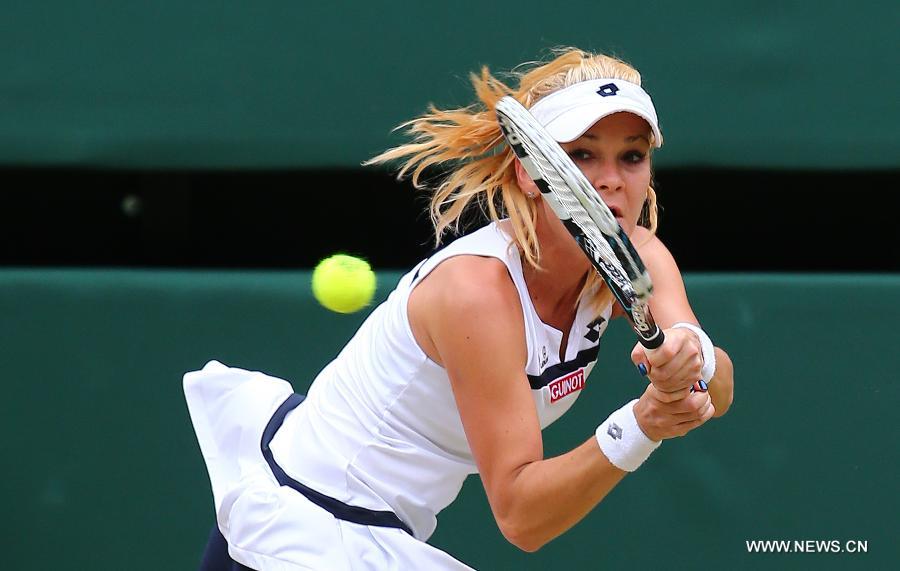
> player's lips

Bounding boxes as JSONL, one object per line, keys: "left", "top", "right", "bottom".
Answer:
{"left": 607, "top": 205, "right": 623, "bottom": 218}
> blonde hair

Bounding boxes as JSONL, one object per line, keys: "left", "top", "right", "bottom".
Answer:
{"left": 367, "top": 47, "right": 660, "bottom": 313}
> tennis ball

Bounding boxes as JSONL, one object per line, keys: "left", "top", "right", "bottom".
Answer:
{"left": 312, "top": 254, "right": 377, "bottom": 314}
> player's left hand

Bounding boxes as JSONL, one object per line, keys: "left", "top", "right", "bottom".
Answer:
{"left": 630, "top": 327, "right": 704, "bottom": 395}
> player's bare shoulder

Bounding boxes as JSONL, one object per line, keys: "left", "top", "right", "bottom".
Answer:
{"left": 415, "top": 255, "right": 517, "bottom": 307}
{"left": 408, "top": 255, "right": 524, "bottom": 365}
{"left": 631, "top": 228, "right": 679, "bottom": 273}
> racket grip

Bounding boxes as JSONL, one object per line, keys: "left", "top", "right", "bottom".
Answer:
{"left": 638, "top": 326, "right": 665, "bottom": 350}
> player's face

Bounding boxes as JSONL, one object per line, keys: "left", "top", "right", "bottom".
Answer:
{"left": 559, "top": 112, "right": 653, "bottom": 235}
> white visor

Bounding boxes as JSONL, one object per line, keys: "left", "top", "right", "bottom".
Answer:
{"left": 529, "top": 79, "right": 663, "bottom": 147}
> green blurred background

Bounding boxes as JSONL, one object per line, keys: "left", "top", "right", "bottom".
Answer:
{"left": 0, "top": 1, "right": 896, "bottom": 170}
{"left": 1, "top": 1, "right": 897, "bottom": 569}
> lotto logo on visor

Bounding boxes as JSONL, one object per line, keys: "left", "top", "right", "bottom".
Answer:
{"left": 548, "top": 369, "right": 585, "bottom": 403}
{"left": 528, "top": 78, "right": 663, "bottom": 146}
{"left": 596, "top": 83, "right": 619, "bottom": 97}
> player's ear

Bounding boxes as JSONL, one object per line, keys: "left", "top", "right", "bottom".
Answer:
{"left": 513, "top": 158, "right": 539, "bottom": 195}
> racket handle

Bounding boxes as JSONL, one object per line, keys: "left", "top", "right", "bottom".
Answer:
{"left": 637, "top": 325, "right": 665, "bottom": 350}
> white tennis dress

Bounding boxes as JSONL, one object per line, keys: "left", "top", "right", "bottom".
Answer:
{"left": 184, "top": 221, "right": 612, "bottom": 570}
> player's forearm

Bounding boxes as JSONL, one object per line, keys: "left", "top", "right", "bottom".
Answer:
{"left": 493, "top": 437, "right": 626, "bottom": 552}
{"left": 708, "top": 347, "right": 733, "bottom": 417}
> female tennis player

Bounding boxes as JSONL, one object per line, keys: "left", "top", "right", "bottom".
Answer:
{"left": 185, "top": 47, "right": 735, "bottom": 570}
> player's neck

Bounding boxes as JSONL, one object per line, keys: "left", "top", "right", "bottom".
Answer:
{"left": 521, "top": 206, "right": 591, "bottom": 319}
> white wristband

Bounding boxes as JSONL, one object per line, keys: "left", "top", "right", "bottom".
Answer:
{"left": 671, "top": 322, "right": 716, "bottom": 382}
{"left": 595, "top": 399, "right": 661, "bottom": 472}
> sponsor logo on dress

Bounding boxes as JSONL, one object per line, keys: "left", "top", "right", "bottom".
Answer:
{"left": 584, "top": 317, "right": 606, "bottom": 342}
{"left": 548, "top": 369, "right": 585, "bottom": 403}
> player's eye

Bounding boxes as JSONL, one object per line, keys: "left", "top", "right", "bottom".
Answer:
{"left": 567, "top": 148, "right": 592, "bottom": 161}
{"left": 622, "top": 150, "right": 647, "bottom": 164}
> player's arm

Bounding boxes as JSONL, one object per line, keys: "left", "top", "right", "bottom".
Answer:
{"left": 409, "top": 256, "right": 628, "bottom": 552}
{"left": 632, "top": 229, "right": 734, "bottom": 417}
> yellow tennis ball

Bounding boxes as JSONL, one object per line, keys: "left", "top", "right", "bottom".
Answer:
{"left": 311, "top": 254, "right": 377, "bottom": 314}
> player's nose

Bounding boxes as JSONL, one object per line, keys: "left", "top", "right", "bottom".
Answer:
{"left": 590, "top": 162, "right": 624, "bottom": 193}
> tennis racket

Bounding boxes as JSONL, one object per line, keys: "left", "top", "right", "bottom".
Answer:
{"left": 495, "top": 95, "right": 665, "bottom": 352}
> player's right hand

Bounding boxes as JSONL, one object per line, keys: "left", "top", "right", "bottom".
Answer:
{"left": 630, "top": 326, "right": 704, "bottom": 395}
{"left": 633, "top": 382, "right": 715, "bottom": 441}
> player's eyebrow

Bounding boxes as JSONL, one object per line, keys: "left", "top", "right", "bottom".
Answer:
{"left": 580, "top": 133, "right": 651, "bottom": 144}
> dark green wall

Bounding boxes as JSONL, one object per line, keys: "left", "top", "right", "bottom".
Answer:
{"left": 2, "top": 270, "right": 897, "bottom": 569}
{"left": 1, "top": 1, "right": 896, "bottom": 169}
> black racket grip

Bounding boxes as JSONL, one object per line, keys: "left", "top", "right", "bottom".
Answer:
{"left": 637, "top": 325, "right": 665, "bottom": 350}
